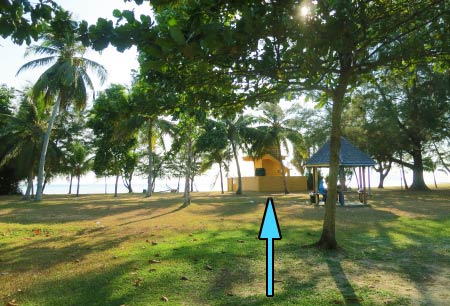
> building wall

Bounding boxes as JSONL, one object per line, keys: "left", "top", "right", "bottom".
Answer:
{"left": 227, "top": 176, "right": 307, "bottom": 192}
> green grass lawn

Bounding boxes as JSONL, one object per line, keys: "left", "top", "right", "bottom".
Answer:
{"left": 1, "top": 187, "right": 450, "bottom": 306}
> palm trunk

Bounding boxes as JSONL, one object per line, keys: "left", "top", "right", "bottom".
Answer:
{"left": 23, "top": 170, "right": 33, "bottom": 200}
{"left": 183, "top": 138, "right": 192, "bottom": 207}
{"left": 219, "top": 161, "right": 224, "bottom": 194}
{"left": 231, "top": 140, "right": 243, "bottom": 195}
{"left": 146, "top": 118, "right": 153, "bottom": 197}
{"left": 42, "top": 172, "right": 49, "bottom": 194}
{"left": 277, "top": 138, "right": 289, "bottom": 194}
{"left": 35, "top": 96, "right": 60, "bottom": 201}
{"left": 114, "top": 173, "right": 119, "bottom": 197}
{"left": 68, "top": 174, "right": 73, "bottom": 194}
{"left": 76, "top": 174, "right": 80, "bottom": 197}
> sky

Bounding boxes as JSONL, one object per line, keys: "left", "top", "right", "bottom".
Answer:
{"left": 0, "top": 0, "right": 153, "bottom": 93}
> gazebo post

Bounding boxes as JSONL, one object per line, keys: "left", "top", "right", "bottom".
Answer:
{"left": 368, "top": 167, "right": 371, "bottom": 195}
{"left": 313, "top": 167, "right": 319, "bottom": 204}
{"left": 358, "top": 167, "right": 363, "bottom": 190}
{"left": 362, "top": 166, "right": 367, "bottom": 204}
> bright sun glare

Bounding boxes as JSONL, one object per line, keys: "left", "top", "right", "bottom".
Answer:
{"left": 300, "top": 6, "right": 310, "bottom": 17}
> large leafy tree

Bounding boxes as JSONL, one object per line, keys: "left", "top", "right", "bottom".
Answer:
{"left": 129, "top": 79, "right": 174, "bottom": 197}
{"left": 17, "top": 10, "right": 107, "bottom": 201}
{"left": 89, "top": 84, "right": 138, "bottom": 197}
{"left": 0, "top": 0, "right": 58, "bottom": 44}
{"left": 371, "top": 65, "right": 450, "bottom": 190}
{"left": 83, "top": 0, "right": 449, "bottom": 248}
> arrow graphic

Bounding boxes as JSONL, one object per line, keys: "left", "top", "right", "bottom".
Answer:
{"left": 258, "top": 197, "right": 282, "bottom": 297}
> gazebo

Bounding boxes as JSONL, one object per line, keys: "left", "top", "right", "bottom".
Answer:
{"left": 305, "top": 137, "right": 376, "bottom": 204}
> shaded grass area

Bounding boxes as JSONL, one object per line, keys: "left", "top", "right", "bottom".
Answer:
{"left": 1, "top": 188, "right": 450, "bottom": 305}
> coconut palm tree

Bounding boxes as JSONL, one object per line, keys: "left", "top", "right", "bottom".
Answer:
{"left": 248, "top": 102, "right": 303, "bottom": 194}
{"left": 223, "top": 114, "right": 254, "bottom": 195}
{"left": 0, "top": 90, "right": 60, "bottom": 200}
{"left": 16, "top": 10, "right": 107, "bottom": 201}
{"left": 68, "top": 142, "right": 92, "bottom": 197}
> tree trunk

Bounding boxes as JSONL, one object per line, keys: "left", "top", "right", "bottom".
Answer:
{"left": 376, "top": 161, "right": 392, "bottom": 189}
{"left": 276, "top": 138, "right": 289, "bottom": 194}
{"left": 76, "top": 174, "right": 80, "bottom": 197}
{"left": 230, "top": 140, "right": 243, "bottom": 195}
{"left": 68, "top": 174, "right": 73, "bottom": 194}
{"left": 42, "top": 172, "right": 49, "bottom": 194}
{"left": 433, "top": 171, "right": 437, "bottom": 189}
{"left": 410, "top": 145, "right": 429, "bottom": 190}
{"left": 219, "top": 160, "right": 224, "bottom": 194}
{"left": 146, "top": 118, "right": 153, "bottom": 197}
{"left": 316, "top": 76, "right": 348, "bottom": 250}
{"left": 183, "top": 138, "right": 192, "bottom": 206}
{"left": 35, "top": 96, "right": 60, "bottom": 201}
{"left": 114, "top": 173, "right": 119, "bottom": 197}
{"left": 400, "top": 151, "right": 409, "bottom": 190}
{"left": 378, "top": 169, "right": 384, "bottom": 189}
{"left": 127, "top": 177, "right": 133, "bottom": 193}
{"left": 23, "top": 170, "right": 33, "bottom": 200}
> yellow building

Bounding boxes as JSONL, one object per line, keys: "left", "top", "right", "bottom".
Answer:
{"left": 227, "top": 152, "right": 307, "bottom": 192}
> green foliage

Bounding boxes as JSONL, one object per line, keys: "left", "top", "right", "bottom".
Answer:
{"left": 0, "top": 84, "right": 15, "bottom": 115}
{"left": 0, "top": 90, "right": 51, "bottom": 180}
{"left": 0, "top": 0, "right": 58, "bottom": 45}
{"left": 89, "top": 84, "right": 138, "bottom": 185}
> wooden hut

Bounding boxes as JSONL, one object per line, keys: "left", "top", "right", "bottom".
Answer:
{"left": 305, "top": 137, "right": 375, "bottom": 204}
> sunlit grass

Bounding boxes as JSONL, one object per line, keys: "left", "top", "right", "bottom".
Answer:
{"left": 1, "top": 186, "right": 450, "bottom": 305}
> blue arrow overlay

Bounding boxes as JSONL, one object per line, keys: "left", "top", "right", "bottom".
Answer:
{"left": 258, "top": 197, "right": 282, "bottom": 297}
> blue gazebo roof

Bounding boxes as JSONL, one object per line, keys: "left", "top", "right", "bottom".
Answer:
{"left": 305, "top": 137, "right": 375, "bottom": 167}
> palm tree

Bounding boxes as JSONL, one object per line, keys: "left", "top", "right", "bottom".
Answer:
{"left": 16, "top": 10, "right": 107, "bottom": 201}
{"left": 196, "top": 119, "right": 233, "bottom": 194}
{"left": 142, "top": 117, "right": 174, "bottom": 197}
{"left": 223, "top": 115, "right": 253, "bottom": 195}
{"left": 68, "top": 142, "right": 91, "bottom": 197}
{"left": 0, "top": 90, "right": 59, "bottom": 200}
{"left": 249, "top": 102, "right": 303, "bottom": 194}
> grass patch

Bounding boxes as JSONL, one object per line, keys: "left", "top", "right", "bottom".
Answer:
{"left": 1, "top": 188, "right": 450, "bottom": 305}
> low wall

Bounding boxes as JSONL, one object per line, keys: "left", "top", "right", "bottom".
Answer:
{"left": 227, "top": 176, "right": 307, "bottom": 192}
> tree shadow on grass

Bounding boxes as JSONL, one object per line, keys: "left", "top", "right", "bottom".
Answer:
{"left": 0, "top": 229, "right": 132, "bottom": 273}
{"left": 326, "top": 255, "right": 362, "bottom": 306}
{"left": 117, "top": 202, "right": 189, "bottom": 226}
{"left": 0, "top": 194, "right": 183, "bottom": 224}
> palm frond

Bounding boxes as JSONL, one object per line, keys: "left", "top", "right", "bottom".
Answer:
{"left": 24, "top": 45, "right": 59, "bottom": 57}
{"left": 79, "top": 68, "right": 94, "bottom": 91}
{"left": 81, "top": 58, "right": 108, "bottom": 85}
{"left": 16, "top": 56, "right": 57, "bottom": 76}
{"left": 72, "top": 76, "right": 87, "bottom": 111}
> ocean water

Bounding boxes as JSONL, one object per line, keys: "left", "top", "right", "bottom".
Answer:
{"left": 19, "top": 159, "right": 449, "bottom": 195}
